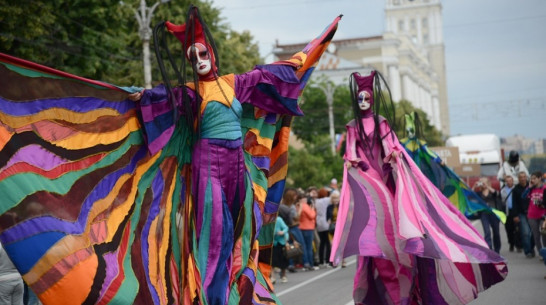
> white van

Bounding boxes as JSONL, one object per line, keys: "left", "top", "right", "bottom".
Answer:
{"left": 446, "top": 134, "right": 502, "bottom": 189}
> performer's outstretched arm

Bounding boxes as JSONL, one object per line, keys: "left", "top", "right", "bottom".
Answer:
{"left": 234, "top": 15, "right": 341, "bottom": 115}
{"left": 129, "top": 85, "right": 197, "bottom": 155}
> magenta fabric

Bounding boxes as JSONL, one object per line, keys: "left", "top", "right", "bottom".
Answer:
{"left": 331, "top": 116, "right": 507, "bottom": 305}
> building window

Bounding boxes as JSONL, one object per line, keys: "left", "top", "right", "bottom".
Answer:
{"left": 410, "top": 19, "right": 416, "bottom": 30}
{"left": 423, "top": 34, "right": 429, "bottom": 44}
{"left": 398, "top": 20, "right": 404, "bottom": 31}
{"left": 422, "top": 17, "right": 428, "bottom": 28}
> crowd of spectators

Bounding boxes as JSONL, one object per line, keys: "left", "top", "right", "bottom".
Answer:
{"left": 476, "top": 165, "right": 546, "bottom": 280}
{"left": 271, "top": 180, "right": 343, "bottom": 284}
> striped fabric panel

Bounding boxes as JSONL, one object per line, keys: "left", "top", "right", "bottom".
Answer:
{"left": 400, "top": 137, "right": 506, "bottom": 223}
{"left": 331, "top": 120, "right": 507, "bottom": 304}
{"left": 0, "top": 53, "right": 187, "bottom": 305}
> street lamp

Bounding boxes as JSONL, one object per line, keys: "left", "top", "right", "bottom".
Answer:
{"left": 315, "top": 82, "right": 336, "bottom": 155}
{"left": 122, "top": 0, "right": 170, "bottom": 88}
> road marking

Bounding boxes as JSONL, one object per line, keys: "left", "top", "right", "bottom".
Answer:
{"left": 276, "top": 258, "right": 357, "bottom": 297}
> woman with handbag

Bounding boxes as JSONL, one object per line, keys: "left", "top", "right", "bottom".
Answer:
{"left": 278, "top": 188, "right": 305, "bottom": 272}
{"left": 272, "top": 216, "right": 290, "bottom": 283}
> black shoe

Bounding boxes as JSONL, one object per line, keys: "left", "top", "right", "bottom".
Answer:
{"left": 288, "top": 266, "right": 296, "bottom": 273}
{"left": 509, "top": 245, "right": 514, "bottom": 252}
{"left": 526, "top": 253, "right": 536, "bottom": 258}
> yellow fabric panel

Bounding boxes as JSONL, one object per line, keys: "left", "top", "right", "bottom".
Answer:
{"left": 186, "top": 76, "right": 235, "bottom": 115}
{"left": 104, "top": 153, "right": 160, "bottom": 235}
{"left": 185, "top": 257, "right": 200, "bottom": 304}
{"left": 53, "top": 117, "right": 140, "bottom": 149}
{"left": 248, "top": 128, "right": 273, "bottom": 148}
{"left": 252, "top": 182, "right": 267, "bottom": 205}
{"left": 0, "top": 108, "right": 122, "bottom": 128}
{"left": 148, "top": 217, "right": 164, "bottom": 304}
{"left": 158, "top": 166, "right": 177, "bottom": 304}
{"left": 268, "top": 164, "right": 288, "bottom": 189}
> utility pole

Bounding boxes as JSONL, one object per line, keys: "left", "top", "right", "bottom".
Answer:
{"left": 123, "top": 0, "right": 169, "bottom": 89}
{"left": 316, "top": 82, "right": 336, "bottom": 155}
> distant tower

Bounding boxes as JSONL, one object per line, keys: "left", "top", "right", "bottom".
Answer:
{"left": 385, "top": 0, "right": 450, "bottom": 134}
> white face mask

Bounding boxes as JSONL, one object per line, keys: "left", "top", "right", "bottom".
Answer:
{"left": 407, "top": 127, "right": 415, "bottom": 139}
{"left": 358, "top": 91, "right": 371, "bottom": 111}
{"left": 187, "top": 43, "right": 212, "bottom": 76}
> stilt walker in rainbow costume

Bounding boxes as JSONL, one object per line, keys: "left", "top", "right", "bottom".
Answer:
{"left": 0, "top": 5, "right": 341, "bottom": 304}
{"left": 399, "top": 111, "right": 506, "bottom": 224}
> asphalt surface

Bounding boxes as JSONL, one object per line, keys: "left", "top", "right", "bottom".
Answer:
{"left": 273, "top": 221, "right": 546, "bottom": 305}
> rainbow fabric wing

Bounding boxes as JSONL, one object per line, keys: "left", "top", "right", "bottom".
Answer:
{"left": 245, "top": 15, "right": 341, "bottom": 284}
{"left": 273, "top": 14, "right": 342, "bottom": 85}
{"left": 0, "top": 53, "right": 190, "bottom": 305}
{"left": 400, "top": 136, "right": 506, "bottom": 223}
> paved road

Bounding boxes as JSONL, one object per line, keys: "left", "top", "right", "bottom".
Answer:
{"left": 274, "top": 221, "right": 546, "bottom": 305}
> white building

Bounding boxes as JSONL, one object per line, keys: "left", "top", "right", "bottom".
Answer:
{"left": 272, "top": 0, "right": 449, "bottom": 134}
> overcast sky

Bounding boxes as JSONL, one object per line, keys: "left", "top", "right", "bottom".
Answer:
{"left": 211, "top": 0, "right": 546, "bottom": 140}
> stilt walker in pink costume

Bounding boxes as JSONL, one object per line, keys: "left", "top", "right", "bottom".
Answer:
{"left": 330, "top": 70, "right": 507, "bottom": 305}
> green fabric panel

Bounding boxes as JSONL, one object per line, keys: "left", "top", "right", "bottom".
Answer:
{"left": 0, "top": 132, "right": 143, "bottom": 214}
{"left": 1, "top": 62, "right": 111, "bottom": 90}
{"left": 257, "top": 222, "right": 275, "bottom": 245}
{"left": 198, "top": 178, "right": 213, "bottom": 286}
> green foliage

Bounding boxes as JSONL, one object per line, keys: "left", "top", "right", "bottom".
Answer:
{"left": 0, "top": 0, "right": 137, "bottom": 83}
{"left": 221, "top": 30, "right": 262, "bottom": 74}
{"left": 286, "top": 135, "right": 344, "bottom": 189}
{"left": 292, "top": 76, "right": 352, "bottom": 143}
{"left": 0, "top": 0, "right": 262, "bottom": 86}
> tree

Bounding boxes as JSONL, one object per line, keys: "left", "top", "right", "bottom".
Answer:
{"left": 286, "top": 135, "right": 344, "bottom": 189}
{"left": 0, "top": 0, "right": 138, "bottom": 83}
{"left": 0, "top": 0, "right": 262, "bottom": 86}
{"left": 292, "top": 76, "right": 352, "bottom": 144}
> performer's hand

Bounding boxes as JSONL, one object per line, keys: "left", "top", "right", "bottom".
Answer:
{"left": 513, "top": 216, "right": 520, "bottom": 224}
{"left": 357, "top": 160, "right": 369, "bottom": 171}
{"left": 387, "top": 151, "right": 398, "bottom": 163}
{"left": 346, "top": 158, "right": 362, "bottom": 169}
{"left": 346, "top": 160, "right": 358, "bottom": 169}
{"left": 128, "top": 91, "right": 143, "bottom": 102}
